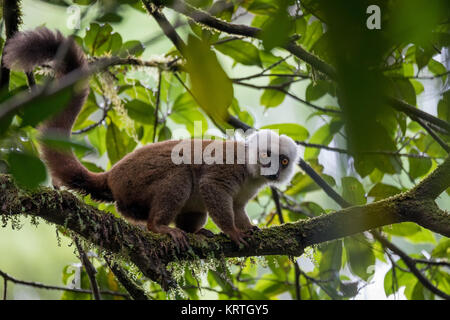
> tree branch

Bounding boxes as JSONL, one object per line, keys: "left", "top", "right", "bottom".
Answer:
{"left": 372, "top": 231, "right": 450, "bottom": 300}
{"left": 0, "top": 269, "right": 128, "bottom": 299}
{"left": 0, "top": 0, "right": 23, "bottom": 90}
{"left": 1, "top": 155, "right": 448, "bottom": 287}
{"left": 104, "top": 256, "right": 149, "bottom": 300}
{"left": 74, "top": 237, "right": 101, "bottom": 300}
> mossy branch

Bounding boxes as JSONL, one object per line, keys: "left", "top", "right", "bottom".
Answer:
{"left": 1, "top": 157, "right": 448, "bottom": 290}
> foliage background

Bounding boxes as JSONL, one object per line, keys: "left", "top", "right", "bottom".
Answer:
{"left": 0, "top": 0, "right": 449, "bottom": 300}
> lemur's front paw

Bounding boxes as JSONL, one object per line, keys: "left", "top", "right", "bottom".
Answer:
{"left": 195, "top": 228, "right": 215, "bottom": 238}
{"left": 167, "top": 228, "right": 189, "bottom": 250}
{"left": 226, "top": 230, "right": 251, "bottom": 247}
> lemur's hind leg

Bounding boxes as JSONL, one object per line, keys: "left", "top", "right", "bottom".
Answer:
{"left": 175, "top": 211, "right": 215, "bottom": 237}
{"left": 146, "top": 173, "right": 192, "bottom": 249}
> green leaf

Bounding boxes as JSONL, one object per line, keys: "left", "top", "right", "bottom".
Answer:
{"left": 384, "top": 222, "right": 421, "bottom": 236}
{"left": 353, "top": 123, "right": 400, "bottom": 177}
{"left": 369, "top": 168, "right": 384, "bottom": 184}
{"left": 305, "top": 80, "right": 330, "bottom": 102}
{"left": 7, "top": 151, "right": 47, "bottom": 189}
{"left": 106, "top": 122, "right": 137, "bottom": 165}
{"left": 247, "top": 0, "right": 279, "bottom": 15}
{"left": 415, "top": 45, "right": 433, "bottom": 71}
{"left": 122, "top": 84, "right": 155, "bottom": 105}
{"left": 408, "top": 228, "right": 436, "bottom": 244}
{"left": 384, "top": 262, "right": 416, "bottom": 297}
{"left": 385, "top": 223, "right": 436, "bottom": 244}
{"left": 432, "top": 238, "right": 450, "bottom": 258}
{"left": 286, "top": 160, "right": 325, "bottom": 195}
{"left": 158, "top": 126, "right": 172, "bottom": 142}
{"left": 62, "top": 265, "right": 75, "bottom": 286}
{"left": 410, "top": 79, "right": 424, "bottom": 95}
{"left": 344, "top": 235, "right": 375, "bottom": 281}
{"left": 260, "top": 78, "right": 288, "bottom": 108}
{"left": 367, "top": 183, "right": 401, "bottom": 201}
{"left": 20, "top": 87, "right": 73, "bottom": 128}
{"left": 414, "top": 134, "right": 447, "bottom": 158}
{"left": 259, "top": 51, "right": 294, "bottom": 74}
{"left": 124, "top": 99, "right": 155, "bottom": 125}
{"left": 319, "top": 240, "right": 342, "bottom": 280}
{"left": 39, "top": 134, "right": 93, "bottom": 153}
{"left": 84, "top": 23, "right": 122, "bottom": 56}
{"left": 409, "top": 281, "right": 425, "bottom": 300}
{"left": 228, "top": 98, "right": 254, "bottom": 127}
{"left": 184, "top": 34, "right": 232, "bottom": 124}
{"left": 408, "top": 151, "right": 432, "bottom": 179}
{"left": 287, "top": 201, "right": 324, "bottom": 221}
{"left": 81, "top": 161, "right": 104, "bottom": 173}
{"left": 72, "top": 93, "right": 99, "bottom": 131}
{"left": 428, "top": 59, "right": 447, "bottom": 77}
{"left": 241, "top": 288, "right": 270, "bottom": 300}
{"left": 301, "top": 20, "right": 323, "bottom": 51}
{"left": 260, "top": 0, "right": 294, "bottom": 50}
{"left": 97, "top": 12, "right": 123, "bottom": 24}
{"left": 341, "top": 176, "right": 366, "bottom": 205}
{"left": 389, "top": 78, "right": 416, "bottom": 106}
{"left": 170, "top": 92, "right": 208, "bottom": 135}
{"left": 0, "top": 86, "right": 28, "bottom": 135}
{"left": 437, "top": 91, "right": 449, "bottom": 123}
{"left": 74, "top": 0, "right": 95, "bottom": 4}
{"left": 261, "top": 123, "right": 309, "bottom": 141}
{"left": 183, "top": 267, "right": 199, "bottom": 300}
{"left": 254, "top": 274, "right": 286, "bottom": 297}
{"left": 88, "top": 125, "right": 107, "bottom": 156}
{"left": 304, "top": 120, "right": 343, "bottom": 160}
{"left": 208, "top": 270, "right": 235, "bottom": 297}
{"left": 214, "top": 39, "right": 262, "bottom": 67}
{"left": 119, "top": 40, "right": 145, "bottom": 57}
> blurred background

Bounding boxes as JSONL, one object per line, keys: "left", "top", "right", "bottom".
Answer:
{"left": 0, "top": 0, "right": 448, "bottom": 299}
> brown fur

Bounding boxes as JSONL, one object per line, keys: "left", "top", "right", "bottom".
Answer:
{"left": 3, "top": 27, "right": 112, "bottom": 202}
{"left": 3, "top": 29, "right": 272, "bottom": 246}
{"left": 108, "top": 139, "right": 260, "bottom": 245}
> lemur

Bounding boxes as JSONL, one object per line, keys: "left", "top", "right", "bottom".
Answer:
{"left": 3, "top": 28, "right": 300, "bottom": 247}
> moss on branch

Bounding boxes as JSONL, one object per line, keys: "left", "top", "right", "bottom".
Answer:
{"left": 0, "top": 157, "right": 449, "bottom": 290}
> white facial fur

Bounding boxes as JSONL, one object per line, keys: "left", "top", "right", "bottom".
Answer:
{"left": 245, "top": 129, "right": 301, "bottom": 185}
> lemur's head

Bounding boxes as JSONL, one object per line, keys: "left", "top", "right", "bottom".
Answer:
{"left": 245, "top": 130, "right": 300, "bottom": 185}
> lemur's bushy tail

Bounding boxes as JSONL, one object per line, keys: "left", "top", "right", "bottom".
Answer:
{"left": 3, "top": 28, "right": 113, "bottom": 201}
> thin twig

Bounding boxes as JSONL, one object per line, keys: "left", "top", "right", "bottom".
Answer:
{"left": 294, "top": 262, "right": 301, "bottom": 300}
{"left": 0, "top": 0, "right": 23, "bottom": 90}
{"left": 72, "top": 102, "right": 111, "bottom": 135}
{"left": 0, "top": 269, "right": 127, "bottom": 298}
{"left": 414, "top": 259, "right": 450, "bottom": 268}
{"left": 413, "top": 116, "right": 450, "bottom": 153}
{"left": 234, "top": 80, "right": 340, "bottom": 114}
{"left": 153, "top": 70, "right": 162, "bottom": 143}
{"left": 74, "top": 237, "right": 101, "bottom": 300}
{"left": 104, "top": 256, "right": 149, "bottom": 300}
{"left": 372, "top": 231, "right": 450, "bottom": 300}
{"left": 3, "top": 277, "right": 7, "bottom": 300}
{"left": 0, "top": 19, "right": 188, "bottom": 124}
{"left": 296, "top": 140, "right": 438, "bottom": 159}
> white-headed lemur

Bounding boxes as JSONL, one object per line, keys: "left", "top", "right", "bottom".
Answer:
{"left": 3, "top": 28, "right": 301, "bottom": 247}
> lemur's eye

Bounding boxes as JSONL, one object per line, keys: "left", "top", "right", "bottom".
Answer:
{"left": 281, "top": 158, "right": 289, "bottom": 166}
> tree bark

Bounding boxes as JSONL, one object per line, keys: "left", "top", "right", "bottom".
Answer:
{"left": 1, "top": 157, "right": 448, "bottom": 290}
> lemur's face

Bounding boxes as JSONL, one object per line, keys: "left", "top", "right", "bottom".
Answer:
{"left": 258, "top": 150, "right": 291, "bottom": 181}
{"left": 247, "top": 130, "right": 300, "bottom": 185}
